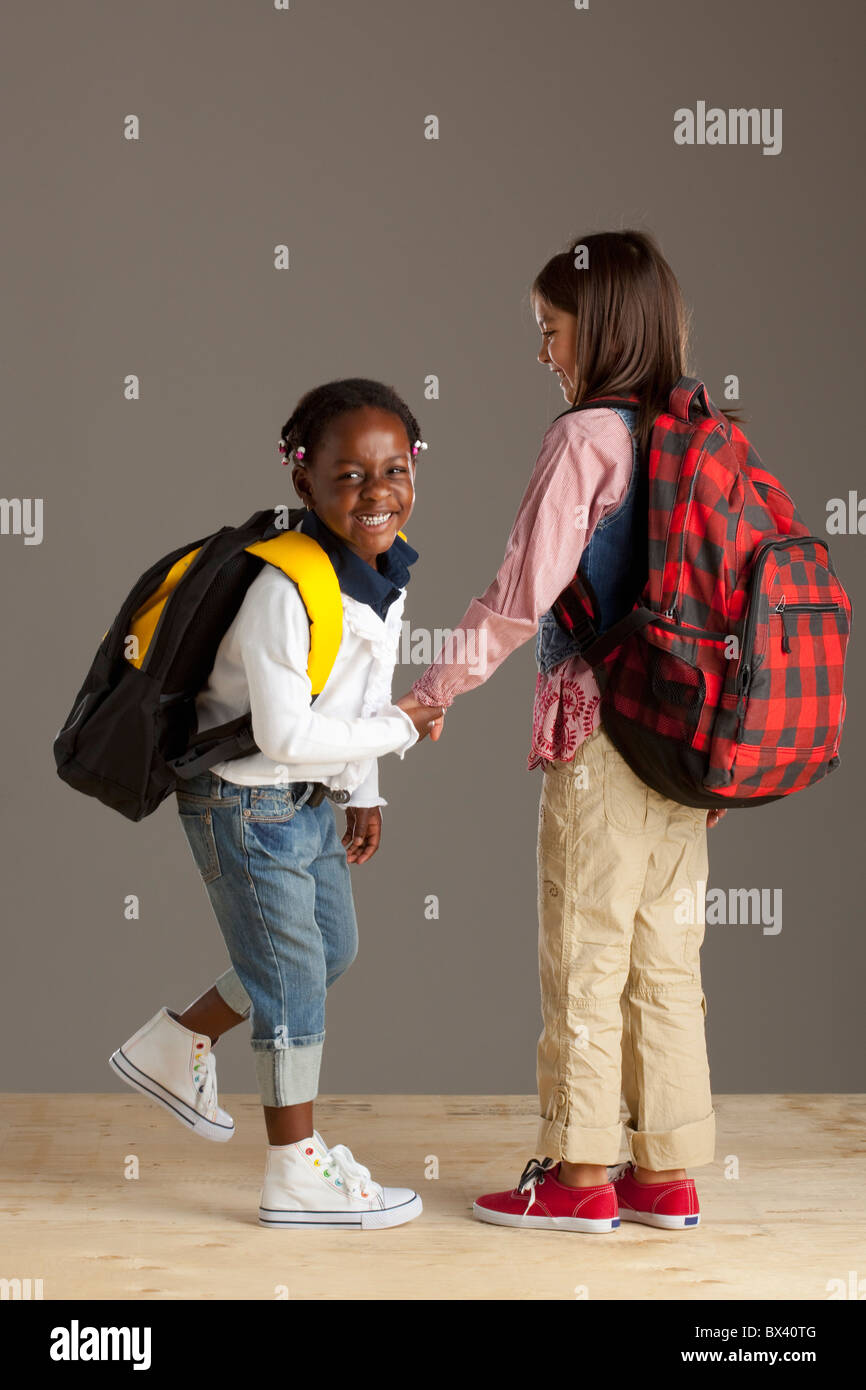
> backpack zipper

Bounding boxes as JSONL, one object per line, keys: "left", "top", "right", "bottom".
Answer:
{"left": 772, "top": 597, "right": 841, "bottom": 653}
{"left": 735, "top": 535, "right": 832, "bottom": 735}
{"left": 773, "top": 600, "right": 839, "bottom": 609}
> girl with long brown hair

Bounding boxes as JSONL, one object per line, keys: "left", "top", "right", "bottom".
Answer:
{"left": 397, "top": 230, "right": 733, "bottom": 1233}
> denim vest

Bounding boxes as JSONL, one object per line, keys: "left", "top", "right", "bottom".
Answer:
{"left": 535, "top": 405, "right": 649, "bottom": 675}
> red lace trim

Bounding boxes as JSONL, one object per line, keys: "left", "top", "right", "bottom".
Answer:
{"left": 527, "top": 671, "right": 600, "bottom": 769}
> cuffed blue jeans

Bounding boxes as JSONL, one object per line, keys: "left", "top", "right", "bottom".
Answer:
{"left": 175, "top": 770, "right": 358, "bottom": 1107}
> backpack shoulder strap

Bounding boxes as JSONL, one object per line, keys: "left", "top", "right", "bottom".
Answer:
{"left": 167, "top": 526, "right": 346, "bottom": 781}
{"left": 553, "top": 392, "right": 641, "bottom": 423}
{"left": 244, "top": 530, "right": 343, "bottom": 696}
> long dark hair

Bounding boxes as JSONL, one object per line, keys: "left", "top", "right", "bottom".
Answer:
{"left": 531, "top": 229, "right": 744, "bottom": 457}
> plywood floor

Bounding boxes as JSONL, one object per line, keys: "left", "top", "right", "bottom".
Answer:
{"left": 1, "top": 1094, "right": 863, "bottom": 1301}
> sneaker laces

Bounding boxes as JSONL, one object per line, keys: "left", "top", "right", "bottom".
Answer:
{"left": 313, "top": 1131, "right": 381, "bottom": 1202}
{"left": 194, "top": 1050, "right": 218, "bottom": 1116}
{"left": 517, "top": 1156, "right": 556, "bottom": 1215}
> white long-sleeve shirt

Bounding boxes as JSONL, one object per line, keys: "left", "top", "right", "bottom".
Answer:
{"left": 193, "top": 524, "right": 419, "bottom": 807}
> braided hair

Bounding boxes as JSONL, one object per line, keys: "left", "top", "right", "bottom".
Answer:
{"left": 280, "top": 378, "right": 424, "bottom": 466}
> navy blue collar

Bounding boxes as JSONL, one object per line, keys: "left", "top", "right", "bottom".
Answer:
{"left": 298, "top": 509, "right": 418, "bottom": 620}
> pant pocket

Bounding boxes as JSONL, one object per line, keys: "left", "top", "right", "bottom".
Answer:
{"left": 602, "top": 750, "right": 649, "bottom": 834}
{"left": 177, "top": 803, "right": 221, "bottom": 883}
{"left": 246, "top": 786, "right": 298, "bottom": 822}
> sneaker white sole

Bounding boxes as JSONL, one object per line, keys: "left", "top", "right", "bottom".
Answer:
{"left": 618, "top": 1208, "right": 700, "bottom": 1228}
{"left": 473, "top": 1203, "right": 620, "bottom": 1233}
{"left": 258, "top": 1193, "right": 423, "bottom": 1230}
{"left": 108, "top": 1047, "right": 234, "bottom": 1143}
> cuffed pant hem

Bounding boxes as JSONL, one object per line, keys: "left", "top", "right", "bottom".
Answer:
{"left": 252, "top": 1036, "right": 324, "bottom": 1108}
{"left": 625, "top": 1109, "right": 716, "bottom": 1170}
{"left": 213, "top": 967, "right": 252, "bottom": 1020}
{"left": 536, "top": 1115, "right": 623, "bottom": 1165}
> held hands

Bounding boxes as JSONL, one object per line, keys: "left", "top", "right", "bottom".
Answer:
{"left": 394, "top": 692, "right": 446, "bottom": 742}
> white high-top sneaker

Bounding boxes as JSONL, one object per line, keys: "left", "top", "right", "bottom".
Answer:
{"left": 109, "top": 1006, "right": 234, "bottom": 1142}
{"left": 258, "top": 1129, "right": 422, "bottom": 1230}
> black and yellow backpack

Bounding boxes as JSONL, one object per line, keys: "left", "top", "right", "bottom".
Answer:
{"left": 53, "top": 506, "right": 393, "bottom": 822}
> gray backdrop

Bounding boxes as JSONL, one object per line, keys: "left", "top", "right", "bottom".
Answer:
{"left": 3, "top": 0, "right": 863, "bottom": 1095}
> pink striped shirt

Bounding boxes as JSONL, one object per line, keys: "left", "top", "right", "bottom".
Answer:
{"left": 410, "top": 407, "right": 635, "bottom": 769}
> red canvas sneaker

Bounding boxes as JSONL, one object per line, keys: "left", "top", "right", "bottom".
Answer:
{"left": 473, "top": 1157, "right": 620, "bottom": 1232}
{"left": 609, "top": 1161, "right": 700, "bottom": 1228}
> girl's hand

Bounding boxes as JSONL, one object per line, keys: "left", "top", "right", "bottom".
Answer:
{"left": 394, "top": 692, "right": 446, "bottom": 742}
{"left": 342, "top": 807, "right": 382, "bottom": 864}
{"left": 707, "top": 808, "right": 727, "bottom": 829}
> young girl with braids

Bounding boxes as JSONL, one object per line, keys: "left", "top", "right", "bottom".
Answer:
{"left": 397, "top": 230, "right": 730, "bottom": 1234}
{"left": 110, "top": 378, "right": 443, "bottom": 1231}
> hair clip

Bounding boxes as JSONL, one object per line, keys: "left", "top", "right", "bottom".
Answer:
{"left": 278, "top": 439, "right": 305, "bottom": 465}
{"left": 412, "top": 439, "right": 428, "bottom": 457}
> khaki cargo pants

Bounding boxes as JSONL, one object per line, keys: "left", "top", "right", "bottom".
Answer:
{"left": 536, "top": 722, "right": 715, "bottom": 1169}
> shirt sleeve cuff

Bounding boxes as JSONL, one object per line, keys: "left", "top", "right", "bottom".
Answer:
{"left": 410, "top": 678, "right": 454, "bottom": 709}
{"left": 374, "top": 701, "right": 420, "bottom": 757}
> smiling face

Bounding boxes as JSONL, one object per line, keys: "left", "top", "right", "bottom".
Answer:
{"left": 533, "top": 293, "right": 579, "bottom": 403}
{"left": 291, "top": 406, "right": 416, "bottom": 569}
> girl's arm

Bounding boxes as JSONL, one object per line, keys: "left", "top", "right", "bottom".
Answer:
{"left": 235, "top": 572, "right": 421, "bottom": 767}
{"left": 409, "top": 408, "right": 634, "bottom": 708}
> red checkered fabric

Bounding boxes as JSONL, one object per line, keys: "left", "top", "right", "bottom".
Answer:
{"left": 551, "top": 378, "right": 853, "bottom": 808}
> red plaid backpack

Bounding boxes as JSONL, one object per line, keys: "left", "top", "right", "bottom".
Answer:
{"left": 553, "top": 378, "right": 853, "bottom": 808}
